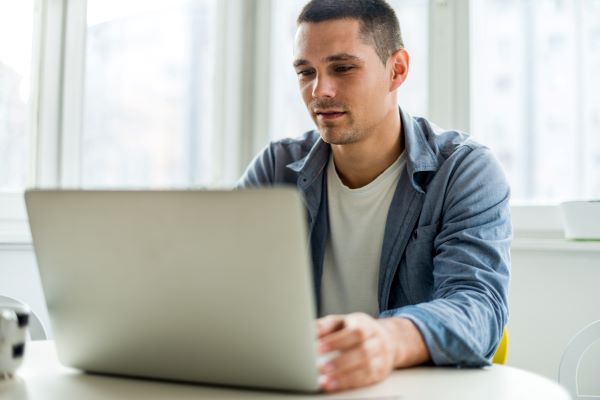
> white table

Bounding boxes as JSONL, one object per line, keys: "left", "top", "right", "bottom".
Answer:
{"left": 0, "top": 341, "right": 571, "bottom": 400}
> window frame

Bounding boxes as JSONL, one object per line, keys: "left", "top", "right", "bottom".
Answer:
{"left": 0, "top": 0, "right": 577, "bottom": 245}
{"left": 0, "top": 0, "right": 64, "bottom": 243}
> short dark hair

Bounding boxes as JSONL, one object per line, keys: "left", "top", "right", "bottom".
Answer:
{"left": 297, "top": 0, "right": 404, "bottom": 64}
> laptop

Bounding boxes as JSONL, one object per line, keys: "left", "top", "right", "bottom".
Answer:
{"left": 25, "top": 188, "right": 320, "bottom": 392}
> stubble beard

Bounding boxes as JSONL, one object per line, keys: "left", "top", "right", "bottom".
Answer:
{"left": 314, "top": 110, "right": 362, "bottom": 145}
{"left": 320, "top": 126, "right": 362, "bottom": 145}
{"left": 308, "top": 98, "right": 362, "bottom": 145}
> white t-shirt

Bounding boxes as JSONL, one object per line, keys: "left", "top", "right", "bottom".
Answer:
{"left": 321, "top": 152, "right": 406, "bottom": 317}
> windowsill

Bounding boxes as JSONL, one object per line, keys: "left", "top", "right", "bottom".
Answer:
{"left": 3, "top": 229, "right": 599, "bottom": 253}
{"left": 513, "top": 230, "right": 600, "bottom": 253}
{"left": 0, "top": 193, "right": 30, "bottom": 247}
{"left": 2, "top": 205, "right": 599, "bottom": 253}
{"left": 511, "top": 205, "right": 600, "bottom": 252}
{"left": 0, "top": 220, "right": 32, "bottom": 249}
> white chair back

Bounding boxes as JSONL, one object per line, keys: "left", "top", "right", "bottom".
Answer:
{"left": 558, "top": 320, "right": 600, "bottom": 399}
{"left": 0, "top": 295, "right": 47, "bottom": 340}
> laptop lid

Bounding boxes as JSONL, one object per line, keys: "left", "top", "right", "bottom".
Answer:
{"left": 25, "top": 188, "right": 320, "bottom": 392}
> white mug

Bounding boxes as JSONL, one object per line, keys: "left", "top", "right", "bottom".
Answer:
{"left": 0, "top": 303, "right": 30, "bottom": 379}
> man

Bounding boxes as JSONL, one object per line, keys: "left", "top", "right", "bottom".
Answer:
{"left": 239, "top": 0, "right": 511, "bottom": 393}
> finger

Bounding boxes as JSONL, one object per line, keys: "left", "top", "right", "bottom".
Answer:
{"left": 316, "top": 315, "right": 344, "bottom": 338}
{"left": 322, "top": 355, "right": 389, "bottom": 392}
{"left": 319, "top": 335, "right": 378, "bottom": 375}
{"left": 319, "top": 318, "right": 376, "bottom": 353}
{"left": 321, "top": 356, "right": 386, "bottom": 393}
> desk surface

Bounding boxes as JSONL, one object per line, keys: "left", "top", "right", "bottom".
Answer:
{"left": 0, "top": 341, "right": 571, "bottom": 400}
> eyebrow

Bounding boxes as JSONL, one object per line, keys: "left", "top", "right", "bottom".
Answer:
{"left": 293, "top": 53, "right": 364, "bottom": 68}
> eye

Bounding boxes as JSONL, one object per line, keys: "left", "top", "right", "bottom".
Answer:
{"left": 296, "top": 68, "right": 315, "bottom": 78}
{"left": 334, "top": 65, "right": 354, "bottom": 73}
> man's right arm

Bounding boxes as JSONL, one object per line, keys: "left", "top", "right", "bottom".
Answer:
{"left": 237, "top": 144, "right": 276, "bottom": 188}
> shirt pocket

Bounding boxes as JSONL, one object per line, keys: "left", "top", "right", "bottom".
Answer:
{"left": 401, "top": 222, "right": 438, "bottom": 304}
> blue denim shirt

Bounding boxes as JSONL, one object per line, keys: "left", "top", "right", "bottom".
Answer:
{"left": 238, "top": 109, "right": 511, "bottom": 367}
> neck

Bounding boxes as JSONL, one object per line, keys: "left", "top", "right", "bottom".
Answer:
{"left": 331, "top": 109, "right": 404, "bottom": 189}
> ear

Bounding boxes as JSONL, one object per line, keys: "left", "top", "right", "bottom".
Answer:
{"left": 388, "top": 49, "right": 409, "bottom": 92}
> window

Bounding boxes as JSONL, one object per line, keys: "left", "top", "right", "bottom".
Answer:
{"left": 4, "top": 0, "right": 597, "bottom": 242}
{"left": 389, "top": 0, "right": 429, "bottom": 119}
{"left": 0, "top": 0, "right": 35, "bottom": 240}
{"left": 268, "top": 0, "right": 429, "bottom": 140}
{"left": 82, "top": 0, "right": 217, "bottom": 188}
{"left": 269, "top": 0, "right": 314, "bottom": 140}
{"left": 0, "top": 1, "right": 34, "bottom": 193}
{"left": 471, "top": 0, "right": 600, "bottom": 203}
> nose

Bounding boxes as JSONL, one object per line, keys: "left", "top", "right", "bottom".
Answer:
{"left": 311, "top": 74, "right": 336, "bottom": 99}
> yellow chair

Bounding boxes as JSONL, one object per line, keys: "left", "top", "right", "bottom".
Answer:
{"left": 492, "top": 328, "right": 508, "bottom": 364}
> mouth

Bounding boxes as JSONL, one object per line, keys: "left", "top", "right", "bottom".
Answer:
{"left": 314, "top": 110, "right": 346, "bottom": 121}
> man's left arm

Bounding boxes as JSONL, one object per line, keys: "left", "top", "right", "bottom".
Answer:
{"left": 318, "top": 146, "right": 511, "bottom": 392}
{"left": 384, "top": 146, "right": 512, "bottom": 366}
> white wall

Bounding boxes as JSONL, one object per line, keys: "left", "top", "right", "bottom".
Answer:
{"left": 509, "top": 238, "right": 600, "bottom": 394}
{"left": 1, "top": 238, "right": 599, "bottom": 394}
{"left": 0, "top": 244, "right": 50, "bottom": 337}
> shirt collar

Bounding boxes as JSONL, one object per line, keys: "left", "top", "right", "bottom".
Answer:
{"left": 401, "top": 108, "right": 440, "bottom": 193}
{"left": 286, "top": 108, "right": 441, "bottom": 193}
{"left": 286, "top": 133, "right": 330, "bottom": 191}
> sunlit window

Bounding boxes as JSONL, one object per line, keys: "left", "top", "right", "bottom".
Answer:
{"left": 82, "top": 0, "right": 217, "bottom": 188}
{"left": 471, "top": 0, "right": 600, "bottom": 203}
{"left": 0, "top": 1, "right": 34, "bottom": 192}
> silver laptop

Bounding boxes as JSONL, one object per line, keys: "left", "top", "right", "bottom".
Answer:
{"left": 25, "top": 188, "right": 320, "bottom": 392}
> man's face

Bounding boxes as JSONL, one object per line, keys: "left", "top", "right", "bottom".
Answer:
{"left": 293, "top": 19, "right": 397, "bottom": 145}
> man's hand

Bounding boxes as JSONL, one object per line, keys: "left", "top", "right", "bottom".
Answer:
{"left": 317, "top": 313, "right": 430, "bottom": 393}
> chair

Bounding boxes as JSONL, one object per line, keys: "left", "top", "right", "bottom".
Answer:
{"left": 558, "top": 320, "right": 600, "bottom": 399}
{"left": 0, "top": 295, "right": 48, "bottom": 340}
{"left": 492, "top": 328, "right": 508, "bottom": 364}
